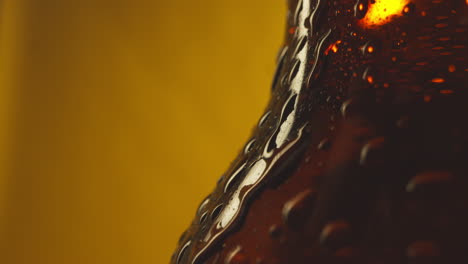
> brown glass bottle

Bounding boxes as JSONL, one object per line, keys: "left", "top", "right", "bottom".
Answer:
{"left": 172, "top": 0, "right": 468, "bottom": 263}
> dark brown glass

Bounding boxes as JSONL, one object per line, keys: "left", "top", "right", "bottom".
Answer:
{"left": 172, "top": 0, "right": 468, "bottom": 263}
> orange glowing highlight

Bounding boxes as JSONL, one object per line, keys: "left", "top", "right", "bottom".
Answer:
{"left": 360, "top": 0, "right": 409, "bottom": 27}
{"left": 367, "top": 76, "right": 374, "bottom": 84}
{"left": 431, "top": 78, "right": 445, "bottom": 83}
{"left": 324, "top": 40, "right": 342, "bottom": 55}
{"left": 440, "top": 89, "right": 454, "bottom": 94}
{"left": 367, "top": 46, "right": 375, "bottom": 53}
{"left": 435, "top": 23, "right": 448, "bottom": 28}
{"left": 448, "top": 65, "right": 456, "bottom": 72}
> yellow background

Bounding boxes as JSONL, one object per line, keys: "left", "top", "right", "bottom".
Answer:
{"left": 0, "top": 1, "right": 285, "bottom": 263}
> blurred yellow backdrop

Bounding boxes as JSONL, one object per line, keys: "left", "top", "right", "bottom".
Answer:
{"left": 0, "top": 1, "right": 285, "bottom": 263}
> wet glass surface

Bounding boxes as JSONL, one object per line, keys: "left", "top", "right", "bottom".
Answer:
{"left": 172, "top": 0, "right": 468, "bottom": 263}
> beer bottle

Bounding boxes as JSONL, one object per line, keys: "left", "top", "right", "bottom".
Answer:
{"left": 172, "top": 0, "right": 468, "bottom": 263}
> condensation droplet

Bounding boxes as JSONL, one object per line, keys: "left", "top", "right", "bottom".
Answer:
{"left": 282, "top": 189, "right": 317, "bottom": 229}
{"left": 244, "top": 139, "right": 257, "bottom": 154}
{"left": 354, "top": 0, "right": 368, "bottom": 19}
{"left": 224, "top": 164, "right": 247, "bottom": 193}
{"left": 294, "top": 35, "right": 308, "bottom": 56}
{"left": 265, "top": 93, "right": 298, "bottom": 156}
{"left": 360, "top": 137, "right": 386, "bottom": 166}
{"left": 406, "top": 171, "right": 453, "bottom": 193}
{"left": 211, "top": 204, "right": 224, "bottom": 221}
{"left": 340, "top": 99, "right": 352, "bottom": 118}
{"left": 199, "top": 211, "right": 208, "bottom": 225}
{"left": 225, "top": 245, "right": 248, "bottom": 264}
{"left": 317, "top": 138, "right": 332, "bottom": 150}
{"left": 177, "top": 240, "right": 191, "bottom": 264}
{"left": 178, "top": 230, "right": 188, "bottom": 244}
{"left": 362, "top": 67, "right": 374, "bottom": 84}
{"left": 361, "top": 41, "right": 376, "bottom": 55}
{"left": 320, "top": 220, "right": 352, "bottom": 249}
{"left": 288, "top": 59, "right": 302, "bottom": 84}
{"left": 402, "top": 2, "right": 416, "bottom": 15}
{"left": 197, "top": 197, "right": 211, "bottom": 216}
{"left": 268, "top": 224, "right": 282, "bottom": 239}
{"left": 258, "top": 111, "right": 272, "bottom": 128}
{"left": 272, "top": 47, "right": 288, "bottom": 91}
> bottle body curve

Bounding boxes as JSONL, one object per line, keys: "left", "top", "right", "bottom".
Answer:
{"left": 172, "top": 0, "right": 468, "bottom": 263}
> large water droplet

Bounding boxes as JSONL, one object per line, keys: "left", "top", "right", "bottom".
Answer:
{"left": 224, "top": 164, "right": 247, "bottom": 193}
{"left": 275, "top": 94, "right": 298, "bottom": 147}
{"left": 264, "top": 94, "right": 298, "bottom": 157}
{"left": 217, "top": 160, "right": 267, "bottom": 229}
{"left": 288, "top": 59, "right": 302, "bottom": 84}
{"left": 211, "top": 204, "right": 224, "bottom": 221}
{"left": 293, "top": 35, "right": 308, "bottom": 56}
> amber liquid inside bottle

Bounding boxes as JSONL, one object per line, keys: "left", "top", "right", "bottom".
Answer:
{"left": 172, "top": 0, "right": 468, "bottom": 263}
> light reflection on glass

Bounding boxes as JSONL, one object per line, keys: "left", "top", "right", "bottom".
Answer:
{"left": 361, "top": 0, "right": 409, "bottom": 27}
